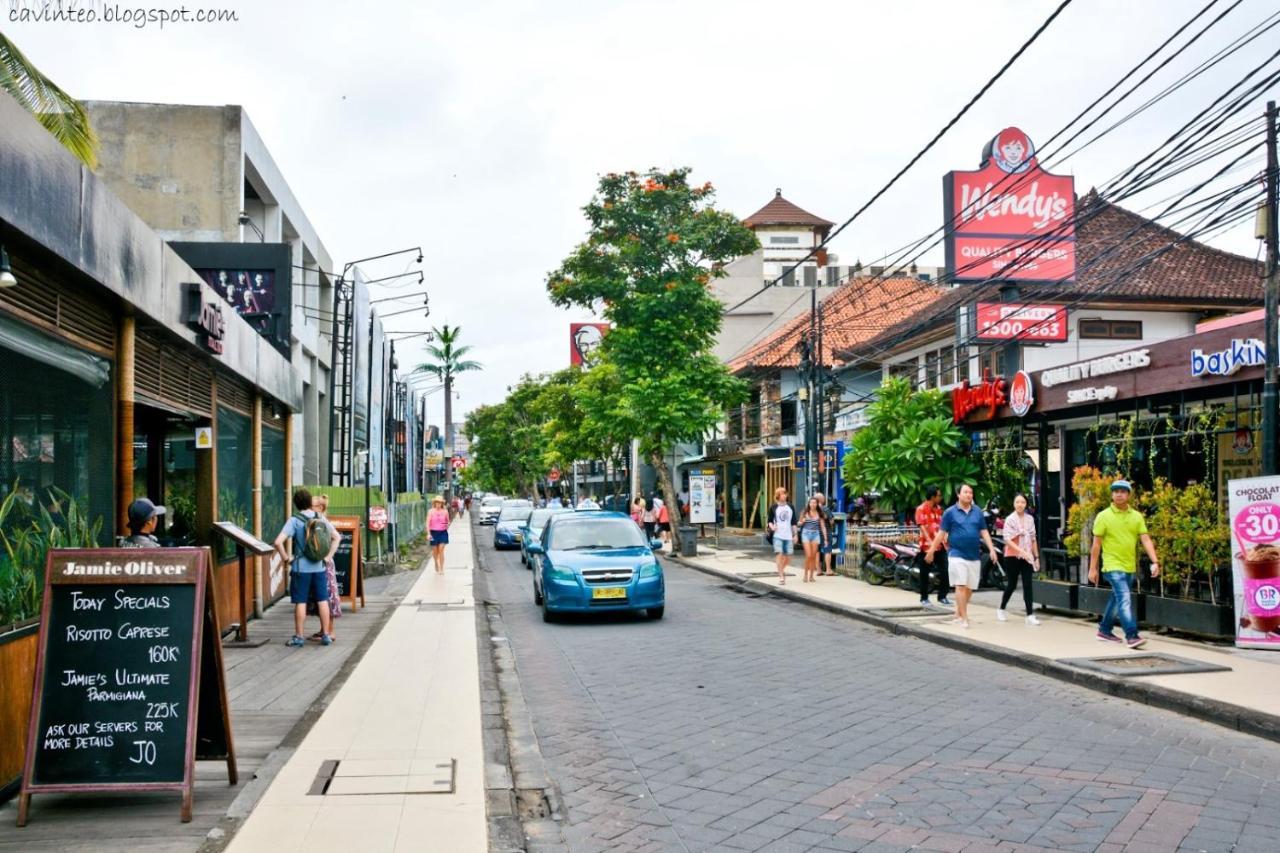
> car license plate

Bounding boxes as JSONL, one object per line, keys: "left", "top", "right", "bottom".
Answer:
{"left": 513, "top": 534, "right": 522, "bottom": 542}
{"left": 592, "top": 587, "right": 627, "bottom": 600}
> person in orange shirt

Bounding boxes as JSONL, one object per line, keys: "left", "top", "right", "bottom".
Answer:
{"left": 915, "top": 486, "right": 951, "bottom": 607}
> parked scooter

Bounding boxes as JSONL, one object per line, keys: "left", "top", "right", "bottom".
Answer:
{"left": 862, "top": 540, "right": 903, "bottom": 585}
{"left": 980, "top": 498, "right": 1008, "bottom": 589}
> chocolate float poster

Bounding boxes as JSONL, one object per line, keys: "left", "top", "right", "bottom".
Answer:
{"left": 1227, "top": 475, "right": 1280, "bottom": 649}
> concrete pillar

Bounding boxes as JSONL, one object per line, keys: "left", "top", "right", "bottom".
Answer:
{"left": 304, "top": 361, "right": 321, "bottom": 484}
{"left": 116, "top": 315, "right": 135, "bottom": 539}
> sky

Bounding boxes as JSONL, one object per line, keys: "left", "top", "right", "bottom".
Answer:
{"left": 4, "top": 0, "right": 1275, "bottom": 428}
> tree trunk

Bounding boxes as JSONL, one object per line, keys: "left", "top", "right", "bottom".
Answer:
{"left": 443, "top": 372, "right": 454, "bottom": 501}
{"left": 650, "top": 449, "right": 681, "bottom": 553}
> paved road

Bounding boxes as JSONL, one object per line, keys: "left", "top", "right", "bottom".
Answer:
{"left": 480, "top": 537, "right": 1280, "bottom": 853}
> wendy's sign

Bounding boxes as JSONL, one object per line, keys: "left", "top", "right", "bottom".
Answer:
{"left": 943, "top": 127, "right": 1076, "bottom": 283}
{"left": 952, "top": 370, "right": 1008, "bottom": 424}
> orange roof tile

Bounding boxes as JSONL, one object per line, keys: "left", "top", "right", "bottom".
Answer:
{"left": 742, "top": 189, "right": 835, "bottom": 230}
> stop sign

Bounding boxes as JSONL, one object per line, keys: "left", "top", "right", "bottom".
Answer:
{"left": 549, "top": 469, "right": 561, "bottom": 482}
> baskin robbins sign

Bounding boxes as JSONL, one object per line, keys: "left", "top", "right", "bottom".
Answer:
{"left": 943, "top": 127, "right": 1076, "bottom": 283}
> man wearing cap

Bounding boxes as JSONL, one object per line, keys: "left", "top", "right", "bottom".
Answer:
{"left": 123, "top": 498, "right": 166, "bottom": 548}
{"left": 1089, "top": 479, "right": 1160, "bottom": 649}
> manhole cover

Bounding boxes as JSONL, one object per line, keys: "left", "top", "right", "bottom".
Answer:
{"left": 409, "top": 599, "right": 468, "bottom": 610}
{"left": 1056, "top": 653, "right": 1231, "bottom": 677}
{"left": 310, "top": 757, "right": 457, "bottom": 795}
{"left": 865, "top": 606, "right": 955, "bottom": 619}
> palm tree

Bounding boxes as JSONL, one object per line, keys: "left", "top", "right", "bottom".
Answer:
{"left": 413, "top": 325, "right": 481, "bottom": 499}
{"left": 1, "top": 32, "right": 98, "bottom": 167}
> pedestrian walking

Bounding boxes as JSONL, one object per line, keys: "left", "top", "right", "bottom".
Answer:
{"left": 997, "top": 494, "right": 1041, "bottom": 625}
{"left": 641, "top": 498, "right": 657, "bottom": 541}
{"left": 655, "top": 497, "right": 671, "bottom": 549}
{"left": 925, "top": 484, "right": 998, "bottom": 629}
{"left": 1089, "top": 479, "right": 1160, "bottom": 648}
{"left": 428, "top": 495, "right": 451, "bottom": 575}
{"left": 915, "top": 487, "right": 950, "bottom": 606}
{"left": 275, "top": 488, "right": 337, "bottom": 647}
{"left": 798, "top": 497, "right": 828, "bottom": 583}
{"left": 307, "top": 494, "right": 343, "bottom": 641}
{"left": 767, "top": 487, "right": 797, "bottom": 585}
{"left": 630, "top": 496, "right": 645, "bottom": 528}
{"left": 815, "top": 492, "right": 837, "bottom": 576}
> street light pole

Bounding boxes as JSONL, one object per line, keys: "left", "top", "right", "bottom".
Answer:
{"left": 1264, "top": 100, "right": 1279, "bottom": 475}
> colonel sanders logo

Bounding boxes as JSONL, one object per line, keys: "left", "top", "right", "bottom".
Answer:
{"left": 984, "top": 127, "right": 1036, "bottom": 174}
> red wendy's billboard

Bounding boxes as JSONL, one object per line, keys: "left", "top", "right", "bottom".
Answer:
{"left": 943, "top": 127, "right": 1076, "bottom": 283}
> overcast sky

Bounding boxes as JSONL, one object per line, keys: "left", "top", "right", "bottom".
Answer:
{"left": 5, "top": 0, "right": 1274, "bottom": 426}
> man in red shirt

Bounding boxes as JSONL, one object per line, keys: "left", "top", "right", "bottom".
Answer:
{"left": 915, "top": 486, "right": 951, "bottom": 606}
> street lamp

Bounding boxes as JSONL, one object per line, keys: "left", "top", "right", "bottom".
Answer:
{"left": 237, "top": 211, "right": 266, "bottom": 242}
{"left": 0, "top": 246, "right": 16, "bottom": 288}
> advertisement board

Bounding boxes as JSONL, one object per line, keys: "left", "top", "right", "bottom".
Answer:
{"left": 943, "top": 127, "right": 1076, "bottom": 283}
{"left": 975, "top": 302, "right": 1067, "bottom": 342}
{"left": 570, "top": 322, "right": 609, "bottom": 366}
{"left": 689, "top": 475, "right": 716, "bottom": 524}
{"left": 170, "top": 241, "right": 292, "bottom": 356}
{"left": 1227, "top": 475, "right": 1280, "bottom": 649}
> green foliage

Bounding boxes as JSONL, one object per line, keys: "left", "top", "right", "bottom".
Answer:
{"left": 0, "top": 484, "right": 103, "bottom": 626}
{"left": 978, "top": 431, "right": 1030, "bottom": 512}
{"left": 463, "top": 376, "right": 551, "bottom": 497}
{"left": 1063, "top": 466, "right": 1110, "bottom": 559}
{"left": 0, "top": 33, "right": 98, "bottom": 167}
{"left": 412, "top": 324, "right": 482, "bottom": 382}
{"left": 1137, "top": 478, "right": 1229, "bottom": 601}
{"left": 842, "top": 377, "right": 979, "bottom": 513}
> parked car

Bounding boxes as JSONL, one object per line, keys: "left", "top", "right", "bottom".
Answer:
{"left": 478, "top": 496, "right": 504, "bottom": 525}
{"left": 520, "top": 506, "right": 572, "bottom": 567}
{"left": 529, "top": 511, "right": 665, "bottom": 622}
{"left": 494, "top": 505, "right": 534, "bottom": 549}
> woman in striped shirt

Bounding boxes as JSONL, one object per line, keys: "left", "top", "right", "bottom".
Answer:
{"left": 997, "top": 494, "right": 1041, "bottom": 625}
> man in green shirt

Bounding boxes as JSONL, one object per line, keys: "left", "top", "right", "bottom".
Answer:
{"left": 1088, "top": 479, "right": 1160, "bottom": 648}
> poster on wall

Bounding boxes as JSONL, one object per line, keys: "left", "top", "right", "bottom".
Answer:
{"left": 170, "top": 242, "right": 292, "bottom": 356}
{"left": 1226, "top": 475, "right": 1280, "bottom": 649}
{"left": 689, "top": 474, "right": 716, "bottom": 524}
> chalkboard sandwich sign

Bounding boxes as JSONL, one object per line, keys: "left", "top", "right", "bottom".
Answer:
{"left": 328, "top": 515, "right": 365, "bottom": 611}
{"left": 16, "top": 548, "right": 236, "bottom": 826}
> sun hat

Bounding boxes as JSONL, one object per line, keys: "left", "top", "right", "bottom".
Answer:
{"left": 1110, "top": 479, "right": 1132, "bottom": 492}
{"left": 431, "top": 495, "right": 445, "bottom": 504}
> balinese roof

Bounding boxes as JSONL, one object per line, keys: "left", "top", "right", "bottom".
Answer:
{"left": 742, "top": 189, "right": 835, "bottom": 230}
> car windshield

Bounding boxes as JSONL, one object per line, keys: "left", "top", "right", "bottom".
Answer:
{"left": 549, "top": 518, "right": 647, "bottom": 551}
{"left": 528, "top": 508, "right": 567, "bottom": 527}
{"left": 482, "top": 498, "right": 503, "bottom": 507}
{"left": 498, "top": 508, "right": 533, "bottom": 524}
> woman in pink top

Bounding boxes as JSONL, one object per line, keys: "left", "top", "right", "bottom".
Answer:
{"left": 428, "top": 495, "right": 451, "bottom": 575}
{"left": 997, "top": 494, "right": 1041, "bottom": 625}
{"left": 630, "top": 496, "right": 645, "bottom": 528}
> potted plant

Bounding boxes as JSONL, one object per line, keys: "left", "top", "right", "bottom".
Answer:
{"left": 1058, "top": 466, "right": 1113, "bottom": 612}
{"left": 1139, "top": 480, "right": 1233, "bottom": 637}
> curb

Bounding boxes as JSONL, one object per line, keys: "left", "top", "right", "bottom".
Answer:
{"left": 667, "top": 552, "right": 1280, "bottom": 746}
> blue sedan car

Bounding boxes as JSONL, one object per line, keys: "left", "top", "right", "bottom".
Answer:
{"left": 520, "top": 506, "right": 571, "bottom": 567}
{"left": 493, "top": 506, "right": 533, "bottom": 550}
{"left": 529, "top": 511, "right": 665, "bottom": 622}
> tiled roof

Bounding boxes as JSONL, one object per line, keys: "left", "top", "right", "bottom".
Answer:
{"left": 727, "top": 277, "right": 948, "bottom": 373}
{"left": 841, "top": 192, "right": 1264, "bottom": 360}
{"left": 742, "top": 189, "right": 835, "bottom": 230}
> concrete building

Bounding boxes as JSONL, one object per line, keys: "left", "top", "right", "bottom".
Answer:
{"left": 84, "top": 101, "right": 334, "bottom": 485}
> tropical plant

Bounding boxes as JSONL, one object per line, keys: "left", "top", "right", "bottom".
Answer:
{"left": 977, "top": 430, "right": 1030, "bottom": 512}
{"left": 546, "top": 168, "right": 759, "bottom": 549}
{"left": 1063, "top": 465, "right": 1112, "bottom": 583}
{"left": 842, "top": 377, "right": 980, "bottom": 514}
{"left": 0, "top": 484, "right": 103, "bottom": 627}
{"left": 0, "top": 33, "right": 98, "bottom": 167}
{"left": 1137, "top": 478, "right": 1229, "bottom": 602}
{"left": 413, "top": 324, "right": 482, "bottom": 499}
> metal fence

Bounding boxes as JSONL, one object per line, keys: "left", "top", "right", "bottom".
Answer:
{"left": 843, "top": 524, "right": 920, "bottom": 570}
{"left": 394, "top": 499, "right": 427, "bottom": 543}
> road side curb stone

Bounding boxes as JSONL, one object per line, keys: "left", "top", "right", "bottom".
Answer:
{"left": 668, "top": 553, "right": 1280, "bottom": 745}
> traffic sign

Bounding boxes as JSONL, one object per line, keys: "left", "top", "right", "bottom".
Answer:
{"left": 451, "top": 456, "right": 466, "bottom": 470}
{"left": 549, "top": 468, "right": 561, "bottom": 482}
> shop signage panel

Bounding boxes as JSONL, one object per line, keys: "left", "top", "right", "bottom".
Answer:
{"left": 1227, "top": 476, "right": 1280, "bottom": 650}
{"left": 570, "top": 322, "right": 609, "bottom": 367}
{"left": 1008, "top": 371, "right": 1034, "bottom": 417}
{"left": 689, "top": 475, "right": 716, "bottom": 524}
{"left": 951, "top": 371, "right": 1007, "bottom": 423}
{"left": 975, "top": 302, "right": 1067, "bottom": 342}
{"left": 1191, "top": 338, "right": 1265, "bottom": 377}
{"left": 183, "top": 283, "right": 225, "bottom": 355}
{"left": 943, "top": 127, "right": 1076, "bottom": 283}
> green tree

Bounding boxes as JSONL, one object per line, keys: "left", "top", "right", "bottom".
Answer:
{"left": 547, "top": 168, "right": 758, "bottom": 547}
{"left": 463, "top": 375, "right": 553, "bottom": 500}
{"left": 842, "top": 377, "right": 979, "bottom": 515}
{"left": 413, "top": 324, "right": 481, "bottom": 500}
{"left": 1, "top": 33, "right": 98, "bottom": 167}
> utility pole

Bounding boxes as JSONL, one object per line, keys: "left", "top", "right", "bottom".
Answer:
{"left": 1264, "top": 100, "right": 1279, "bottom": 475}
{"left": 443, "top": 370, "right": 454, "bottom": 502}
{"left": 816, "top": 296, "right": 825, "bottom": 498}
{"left": 801, "top": 286, "right": 817, "bottom": 505}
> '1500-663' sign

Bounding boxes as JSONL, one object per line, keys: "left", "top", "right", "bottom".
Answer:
{"left": 975, "top": 302, "right": 1067, "bottom": 342}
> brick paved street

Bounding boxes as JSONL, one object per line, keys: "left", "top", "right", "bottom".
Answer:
{"left": 481, "top": 540, "right": 1280, "bottom": 853}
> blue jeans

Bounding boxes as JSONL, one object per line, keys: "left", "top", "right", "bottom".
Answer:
{"left": 1099, "top": 571, "right": 1138, "bottom": 639}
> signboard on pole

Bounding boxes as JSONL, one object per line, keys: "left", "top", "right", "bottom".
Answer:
{"left": 975, "top": 302, "right": 1067, "bottom": 342}
{"left": 1227, "top": 475, "right": 1280, "bottom": 649}
{"left": 689, "top": 475, "right": 716, "bottom": 524}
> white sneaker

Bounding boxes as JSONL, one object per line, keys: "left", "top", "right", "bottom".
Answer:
{"left": 996, "top": 609, "right": 1008, "bottom": 622}
{"left": 1026, "top": 614, "right": 1041, "bottom": 626}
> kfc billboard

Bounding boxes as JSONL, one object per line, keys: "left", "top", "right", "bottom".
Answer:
{"left": 570, "top": 322, "right": 609, "bottom": 366}
{"left": 943, "top": 127, "right": 1076, "bottom": 283}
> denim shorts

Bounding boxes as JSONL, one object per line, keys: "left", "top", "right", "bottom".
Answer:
{"left": 773, "top": 537, "right": 794, "bottom": 556}
{"left": 290, "top": 570, "right": 329, "bottom": 605}
{"left": 800, "top": 529, "right": 823, "bottom": 544}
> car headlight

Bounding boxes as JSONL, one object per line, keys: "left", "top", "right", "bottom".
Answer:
{"left": 639, "top": 561, "right": 661, "bottom": 579}
{"left": 546, "top": 564, "right": 576, "bottom": 581}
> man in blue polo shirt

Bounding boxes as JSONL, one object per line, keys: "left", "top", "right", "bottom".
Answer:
{"left": 925, "top": 484, "right": 999, "bottom": 628}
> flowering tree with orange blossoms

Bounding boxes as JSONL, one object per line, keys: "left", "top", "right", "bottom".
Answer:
{"left": 547, "top": 168, "right": 758, "bottom": 548}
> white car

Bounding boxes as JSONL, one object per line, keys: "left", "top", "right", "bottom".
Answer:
{"left": 478, "top": 496, "right": 504, "bottom": 525}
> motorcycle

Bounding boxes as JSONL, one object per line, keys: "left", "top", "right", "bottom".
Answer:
{"left": 980, "top": 499, "right": 1008, "bottom": 590}
{"left": 862, "top": 540, "right": 903, "bottom": 585}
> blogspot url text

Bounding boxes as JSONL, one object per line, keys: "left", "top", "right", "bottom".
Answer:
{"left": 8, "top": 1, "right": 239, "bottom": 29}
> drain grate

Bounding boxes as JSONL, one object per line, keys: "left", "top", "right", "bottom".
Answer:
{"left": 310, "top": 757, "right": 457, "bottom": 795}
{"left": 865, "top": 606, "right": 956, "bottom": 619}
{"left": 1056, "top": 653, "right": 1232, "bottom": 677}
{"left": 743, "top": 571, "right": 785, "bottom": 578}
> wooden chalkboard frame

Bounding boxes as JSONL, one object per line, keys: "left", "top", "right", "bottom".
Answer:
{"left": 328, "top": 516, "right": 365, "bottom": 611}
{"left": 16, "top": 547, "right": 237, "bottom": 825}
{"left": 211, "top": 522, "right": 274, "bottom": 643}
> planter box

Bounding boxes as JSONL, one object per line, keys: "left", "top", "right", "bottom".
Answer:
{"left": 1077, "top": 583, "right": 1146, "bottom": 621}
{"left": 1032, "top": 578, "right": 1078, "bottom": 611}
{"left": 1144, "top": 596, "right": 1235, "bottom": 638}
{"left": 0, "top": 619, "right": 40, "bottom": 799}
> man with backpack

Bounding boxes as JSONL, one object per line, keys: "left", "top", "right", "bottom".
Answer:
{"left": 274, "top": 488, "right": 338, "bottom": 647}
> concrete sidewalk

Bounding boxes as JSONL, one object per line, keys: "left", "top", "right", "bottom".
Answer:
{"left": 672, "top": 542, "right": 1280, "bottom": 742}
{"left": 226, "top": 520, "right": 487, "bottom": 853}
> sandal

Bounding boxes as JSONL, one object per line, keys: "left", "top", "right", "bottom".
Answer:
{"left": 285, "top": 635, "right": 305, "bottom": 647}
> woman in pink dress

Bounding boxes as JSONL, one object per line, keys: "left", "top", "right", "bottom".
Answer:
{"left": 309, "top": 494, "right": 342, "bottom": 640}
{"left": 428, "top": 496, "right": 451, "bottom": 575}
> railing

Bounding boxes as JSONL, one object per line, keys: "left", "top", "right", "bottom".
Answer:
{"left": 843, "top": 524, "right": 920, "bottom": 570}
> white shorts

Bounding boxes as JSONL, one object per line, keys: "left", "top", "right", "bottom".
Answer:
{"left": 948, "top": 558, "right": 981, "bottom": 589}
